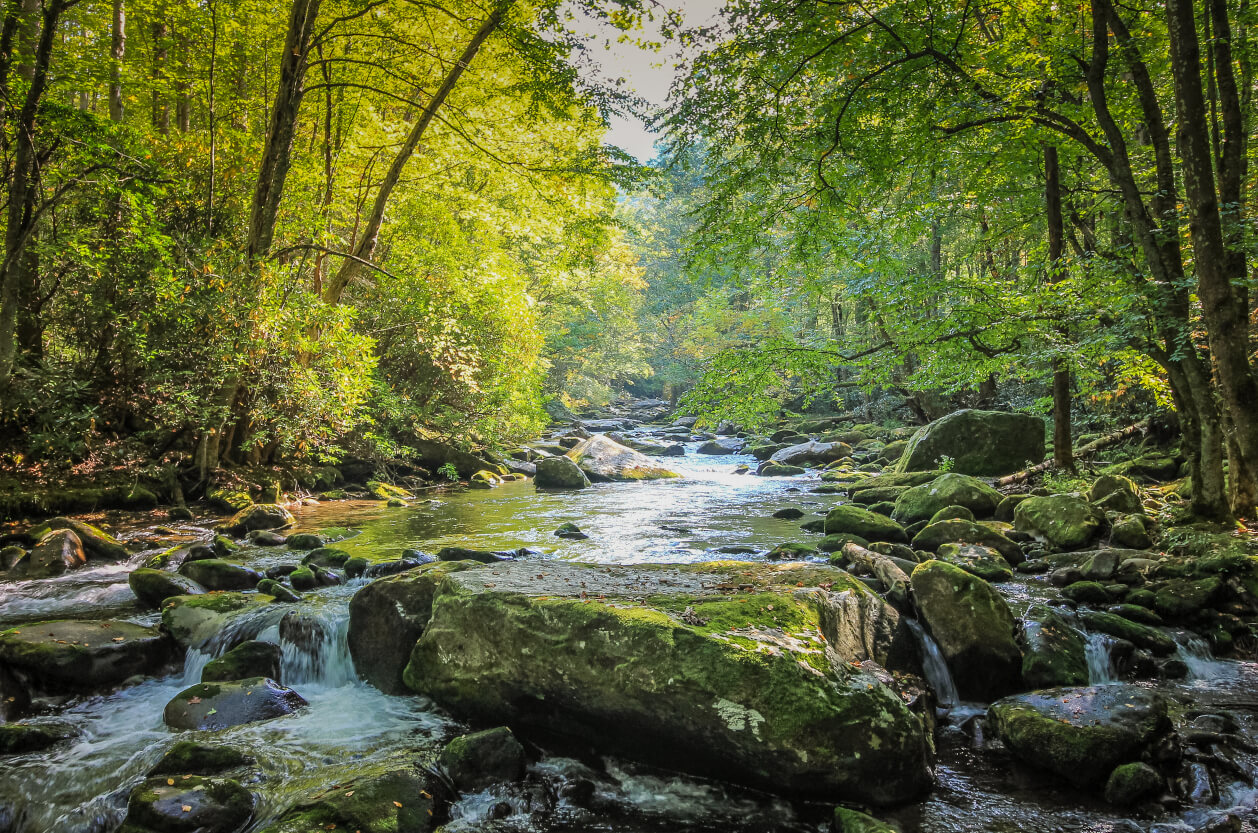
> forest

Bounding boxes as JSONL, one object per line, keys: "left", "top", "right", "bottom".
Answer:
{"left": 1, "top": 0, "right": 1258, "bottom": 832}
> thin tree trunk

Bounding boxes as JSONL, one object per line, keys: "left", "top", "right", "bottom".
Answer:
{"left": 151, "top": 19, "right": 168, "bottom": 134}
{"left": 109, "top": 0, "right": 124, "bottom": 121}
{"left": 322, "top": 6, "right": 505, "bottom": 303}
{"left": 1044, "top": 145, "right": 1074, "bottom": 472}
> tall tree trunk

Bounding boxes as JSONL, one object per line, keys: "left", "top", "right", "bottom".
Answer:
{"left": 1166, "top": 0, "right": 1258, "bottom": 517}
{"left": 0, "top": 0, "right": 69, "bottom": 386}
{"left": 1044, "top": 145, "right": 1074, "bottom": 472}
{"left": 109, "top": 0, "right": 124, "bottom": 121}
{"left": 322, "top": 6, "right": 505, "bottom": 303}
{"left": 245, "top": 0, "right": 323, "bottom": 263}
{"left": 151, "top": 19, "right": 168, "bottom": 134}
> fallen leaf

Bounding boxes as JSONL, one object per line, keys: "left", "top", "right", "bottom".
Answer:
{"left": 167, "top": 779, "right": 175, "bottom": 785}
{"left": 393, "top": 801, "right": 403, "bottom": 808}
{"left": 182, "top": 805, "right": 192, "bottom": 813}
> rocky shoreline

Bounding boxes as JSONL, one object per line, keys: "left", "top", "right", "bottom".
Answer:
{"left": 1, "top": 404, "right": 1256, "bottom": 833}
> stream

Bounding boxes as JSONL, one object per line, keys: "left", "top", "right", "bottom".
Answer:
{"left": 2, "top": 431, "right": 1258, "bottom": 833}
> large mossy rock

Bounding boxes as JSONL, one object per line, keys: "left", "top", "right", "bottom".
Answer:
{"left": 891, "top": 474, "right": 1002, "bottom": 525}
{"left": 0, "top": 620, "right": 170, "bottom": 694}
{"left": 253, "top": 759, "right": 447, "bottom": 833}
{"left": 1014, "top": 495, "right": 1105, "bottom": 550}
{"left": 129, "top": 568, "right": 206, "bottom": 609}
{"left": 897, "top": 409, "right": 1044, "bottom": 476}
{"left": 1020, "top": 606, "right": 1088, "bottom": 688}
{"left": 533, "top": 456, "right": 591, "bottom": 489}
{"left": 909, "top": 560, "right": 1021, "bottom": 701}
{"left": 347, "top": 560, "right": 484, "bottom": 694}
{"left": 911, "top": 519, "right": 1023, "bottom": 564}
{"left": 161, "top": 593, "right": 274, "bottom": 648}
{"left": 438, "top": 726, "right": 527, "bottom": 792}
{"left": 823, "top": 504, "right": 908, "bottom": 544}
{"left": 1078, "top": 611, "right": 1176, "bottom": 655}
{"left": 220, "top": 504, "right": 295, "bottom": 536}
{"left": 403, "top": 560, "right": 931, "bottom": 804}
{"left": 178, "top": 559, "right": 263, "bottom": 591}
{"left": 988, "top": 685, "right": 1171, "bottom": 787}
{"left": 29, "top": 517, "right": 129, "bottom": 561}
{"left": 164, "top": 677, "right": 307, "bottom": 731}
{"left": 935, "top": 543, "right": 1013, "bottom": 582}
{"left": 565, "top": 435, "right": 681, "bottom": 482}
{"left": 1089, "top": 475, "right": 1144, "bottom": 515}
{"left": 122, "top": 776, "right": 255, "bottom": 833}
{"left": 25, "top": 529, "right": 86, "bottom": 578}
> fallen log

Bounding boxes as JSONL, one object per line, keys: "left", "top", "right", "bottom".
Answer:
{"left": 997, "top": 419, "right": 1150, "bottom": 487}
{"left": 842, "top": 542, "right": 912, "bottom": 611}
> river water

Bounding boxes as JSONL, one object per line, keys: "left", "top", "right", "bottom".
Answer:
{"left": 2, "top": 435, "right": 1257, "bottom": 832}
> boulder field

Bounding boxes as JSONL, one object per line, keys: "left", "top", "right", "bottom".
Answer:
{"left": 350, "top": 559, "right": 932, "bottom": 804}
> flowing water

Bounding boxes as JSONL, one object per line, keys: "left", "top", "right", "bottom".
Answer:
{"left": 2, "top": 431, "right": 1258, "bottom": 833}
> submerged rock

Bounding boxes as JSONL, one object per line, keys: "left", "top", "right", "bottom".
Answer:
{"left": 403, "top": 560, "right": 931, "bottom": 804}
{"left": 347, "top": 560, "right": 484, "bottom": 694}
{"left": 0, "top": 723, "right": 72, "bottom": 755}
{"left": 565, "top": 435, "right": 682, "bottom": 482}
{"left": 0, "top": 620, "right": 171, "bottom": 694}
{"left": 123, "top": 775, "right": 255, "bottom": 833}
{"left": 1104, "top": 761, "right": 1163, "bottom": 806}
{"left": 988, "top": 685, "right": 1171, "bottom": 787}
{"left": 910, "top": 560, "right": 1021, "bottom": 700}
{"left": 164, "top": 677, "right": 307, "bottom": 731}
{"left": 149, "top": 741, "right": 253, "bottom": 776}
{"left": 533, "top": 455, "right": 591, "bottom": 489}
{"left": 128, "top": 568, "right": 206, "bottom": 609}
{"left": 897, "top": 409, "right": 1045, "bottom": 476}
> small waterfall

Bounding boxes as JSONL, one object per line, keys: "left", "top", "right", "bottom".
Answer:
{"left": 1084, "top": 631, "right": 1119, "bottom": 684}
{"left": 180, "top": 605, "right": 287, "bottom": 684}
{"left": 279, "top": 608, "right": 357, "bottom": 687}
{"left": 906, "top": 619, "right": 958, "bottom": 709}
{"left": 1175, "top": 633, "right": 1234, "bottom": 681}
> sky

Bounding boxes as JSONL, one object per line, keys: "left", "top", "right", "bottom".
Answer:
{"left": 571, "top": 0, "right": 726, "bottom": 162}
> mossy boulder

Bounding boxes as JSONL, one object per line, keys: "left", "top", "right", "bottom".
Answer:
{"left": 1078, "top": 611, "right": 1176, "bottom": 655}
{"left": 767, "top": 542, "right": 819, "bottom": 560}
{"left": 818, "top": 533, "right": 870, "bottom": 553}
{"left": 769, "top": 440, "right": 852, "bottom": 467}
{"left": 164, "top": 677, "right": 307, "bottom": 731}
{"left": 759, "top": 463, "right": 807, "bottom": 477}
{"left": 254, "top": 578, "right": 301, "bottom": 603}
{"left": 252, "top": 760, "right": 447, "bottom": 833}
{"left": 438, "top": 726, "right": 527, "bottom": 792}
{"left": 220, "top": 504, "right": 294, "bottom": 537}
{"left": 935, "top": 543, "right": 1013, "bottom": 582}
{"left": 1089, "top": 475, "right": 1143, "bottom": 515}
{"left": 534, "top": 455, "right": 591, "bottom": 489}
{"left": 850, "top": 471, "right": 947, "bottom": 493}
{"left": 150, "top": 741, "right": 252, "bottom": 776}
{"left": 206, "top": 485, "right": 254, "bottom": 514}
{"left": 909, "top": 560, "right": 1021, "bottom": 700}
{"left": 988, "top": 685, "right": 1171, "bottom": 787}
{"left": 122, "top": 775, "right": 255, "bottom": 833}
{"left": 1104, "top": 761, "right": 1164, "bottom": 806}
{"left": 1014, "top": 495, "right": 1105, "bottom": 550}
{"left": 28, "top": 517, "right": 128, "bottom": 561}
{"left": 832, "top": 807, "right": 898, "bottom": 833}
{"left": 849, "top": 486, "right": 911, "bottom": 505}
{"left": 891, "top": 474, "right": 1002, "bottom": 525}
{"left": 367, "top": 481, "right": 414, "bottom": 502}
{"left": 1151, "top": 576, "right": 1221, "bottom": 619}
{"left": 1062, "top": 581, "right": 1111, "bottom": 605}
{"left": 347, "top": 560, "right": 485, "bottom": 694}
{"left": 565, "top": 435, "right": 681, "bottom": 482}
{"left": 469, "top": 470, "right": 502, "bottom": 488}
{"left": 161, "top": 593, "right": 273, "bottom": 648}
{"left": 0, "top": 620, "right": 170, "bottom": 693}
{"left": 0, "top": 723, "right": 71, "bottom": 755}
{"left": 201, "top": 640, "right": 282, "bottom": 683}
{"left": 910, "top": 519, "right": 1023, "bottom": 564}
{"left": 1020, "top": 606, "right": 1089, "bottom": 688}
{"left": 25, "top": 529, "right": 86, "bottom": 578}
{"left": 403, "top": 560, "right": 931, "bottom": 804}
{"left": 897, "top": 409, "right": 1045, "bottom": 476}
{"left": 823, "top": 505, "right": 908, "bottom": 544}
{"left": 177, "top": 559, "right": 262, "bottom": 591}
{"left": 929, "top": 505, "right": 975, "bottom": 524}
{"left": 284, "top": 533, "right": 325, "bottom": 550}
{"left": 301, "top": 547, "right": 350, "bottom": 568}
{"left": 129, "top": 568, "right": 207, "bottom": 609}
{"left": 1110, "top": 515, "right": 1153, "bottom": 550}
